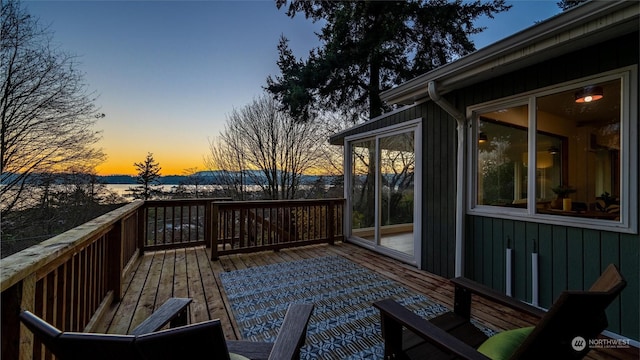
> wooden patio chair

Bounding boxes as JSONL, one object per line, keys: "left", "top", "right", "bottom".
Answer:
{"left": 20, "top": 302, "right": 314, "bottom": 360}
{"left": 136, "top": 303, "right": 314, "bottom": 360}
{"left": 19, "top": 297, "right": 192, "bottom": 360}
{"left": 373, "top": 264, "right": 626, "bottom": 360}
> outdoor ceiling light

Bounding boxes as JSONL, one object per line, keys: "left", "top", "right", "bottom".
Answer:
{"left": 575, "top": 86, "right": 603, "bottom": 103}
{"left": 548, "top": 146, "right": 559, "bottom": 155}
{"left": 478, "top": 132, "right": 488, "bottom": 144}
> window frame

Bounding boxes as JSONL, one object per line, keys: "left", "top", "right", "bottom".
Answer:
{"left": 466, "top": 66, "right": 637, "bottom": 234}
{"left": 344, "top": 118, "right": 423, "bottom": 266}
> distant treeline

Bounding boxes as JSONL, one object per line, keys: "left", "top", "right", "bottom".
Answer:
{"left": 2, "top": 171, "right": 341, "bottom": 186}
{"left": 100, "top": 174, "right": 183, "bottom": 185}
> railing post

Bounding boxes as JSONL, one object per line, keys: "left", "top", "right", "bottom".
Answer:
{"left": 19, "top": 273, "right": 35, "bottom": 360}
{"left": 107, "top": 221, "right": 123, "bottom": 302}
{"left": 210, "top": 202, "right": 219, "bottom": 260}
{"left": 1, "top": 273, "right": 36, "bottom": 360}
{"left": 327, "top": 201, "right": 335, "bottom": 245}
{"left": 137, "top": 205, "right": 146, "bottom": 253}
{"left": 204, "top": 201, "right": 211, "bottom": 248}
{"left": 239, "top": 209, "right": 246, "bottom": 248}
{"left": 336, "top": 200, "right": 342, "bottom": 242}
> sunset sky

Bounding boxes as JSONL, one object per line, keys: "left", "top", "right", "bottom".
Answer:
{"left": 24, "top": 1, "right": 561, "bottom": 176}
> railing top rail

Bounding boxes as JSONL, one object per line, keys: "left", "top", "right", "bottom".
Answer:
{"left": 0, "top": 201, "right": 144, "bottom": 292}
{"left": 143, "top": 198, "right": 233, "bottom": 206}
{"left": 215, "top": 198, "right": 345, "bottom": 208}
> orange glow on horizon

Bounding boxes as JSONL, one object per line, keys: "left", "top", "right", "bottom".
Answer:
{"left": 95, "top": 138, "right": 210, "bottom": 176}
{"left": 96, "top": 157, "right": 206, "bottom": 176}
{"left": 93, "top": 142, "right": 341, "bottom": 177}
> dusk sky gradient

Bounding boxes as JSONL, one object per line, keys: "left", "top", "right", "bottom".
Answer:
{"left": 24, "top": 0, "right": 562, "bottom": 175}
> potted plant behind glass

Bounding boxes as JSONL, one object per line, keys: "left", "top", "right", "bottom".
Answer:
{"left": 596, "top": 192, "right": 619, "bottom": 213}
{"left": 551, "top": 185, "right": 576, "bottom": 210}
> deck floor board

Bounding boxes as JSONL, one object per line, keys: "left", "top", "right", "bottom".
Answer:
{"left": 129, "top": 250, "right": 163, "bottom": 333}
{"left": 97, "top": 242, "right": 636, "bottom": 360}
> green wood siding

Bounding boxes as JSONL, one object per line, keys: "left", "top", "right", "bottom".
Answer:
{"left": 465, "top": 219, "right": 639, "bottom": 340}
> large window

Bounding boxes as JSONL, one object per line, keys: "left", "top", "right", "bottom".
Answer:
{"left": 469, "top": 69, "right": 637, "bottom": 232}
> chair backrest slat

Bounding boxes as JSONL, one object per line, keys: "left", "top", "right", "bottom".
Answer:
{"left": 511, "top": 264, "right": 626, "bottom": 360}
{"left": 589, "top": 264, "right": 625, "bottom": 292}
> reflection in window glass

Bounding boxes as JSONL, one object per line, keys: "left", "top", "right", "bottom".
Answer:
{"left": 379, "top": 132, "right": 415, "bottom": 256}
{"left": 380, "top": 132, "right": 415, "bottom": 227}
{"left": 351, "top": 139, "right": 375, "bottom": 240}
{"left": 536, "top": 79, "right": 621, "bottom": 220}
{"left": 534, "top": 133, "right": 563, "bottom": 202}
{"left": 476, "top": 105, "right": 529, "bottom": 207}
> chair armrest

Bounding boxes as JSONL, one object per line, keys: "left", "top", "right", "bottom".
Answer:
{"left": 373, "top": 299, "right": 490, "bottom": 360}
{"left": 451, "top": 278, "right": 546, "bottom": 319}
{"left": 130, "top": 298, "right": 192, "bottom": 335}
{"left": 268, "top": 304, "right": 314, "bottom": 360}
{"left": 19, "top": 310, "right": 64, "bottom": 356}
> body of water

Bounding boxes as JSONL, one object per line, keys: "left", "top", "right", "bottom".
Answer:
{"left": 105, "top": 183, "right": 264, "bottom": 197}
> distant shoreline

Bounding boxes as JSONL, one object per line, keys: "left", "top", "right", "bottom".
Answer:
{"left": 2, "top": 172, "right": 339, "bottom": 187}
{"left": 98, "top": 174, "right": 188, "bottom": 185}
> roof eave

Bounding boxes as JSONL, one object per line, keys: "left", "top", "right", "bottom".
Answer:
{"left": 381, "top": 0, "right": 639, "bottom": 105}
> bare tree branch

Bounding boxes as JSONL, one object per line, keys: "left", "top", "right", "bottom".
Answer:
{"left": 1, "top": 0, "right": 105, "bottom": 215}
{"left": 205, "top": 94, "right": 330, "bottom": 200}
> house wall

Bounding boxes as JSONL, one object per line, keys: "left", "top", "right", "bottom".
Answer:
{"left": 460, "top": 32, "right": 639, "bottom": 340}
{"left": 339, "top": 30, "right": 638, "bottom": 340}
{"left": 412, "top": 103, "right": 457, "bottom": 278}
{"left": 345, "top": 102, "right": 458, "bottom": 277}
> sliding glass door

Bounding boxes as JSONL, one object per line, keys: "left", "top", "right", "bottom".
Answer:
{"left": 379, "top": 132, "right": 415, "bottom": 256}
{"left": 347, "top": 123, "right": 420, "bottom": 265}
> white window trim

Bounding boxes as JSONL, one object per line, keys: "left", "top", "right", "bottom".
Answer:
{"left": 466, "top": 66, "right": 638, "bottom": 234}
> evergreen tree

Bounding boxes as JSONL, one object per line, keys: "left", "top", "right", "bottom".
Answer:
{"left": 266, "top": 0, "right": 511, "bottom": 122}
{"left": 130, "top": 153, "right": 162, "bottom": 200}
{"left": 557, "top": 0, "right": 589, "bottom": 11}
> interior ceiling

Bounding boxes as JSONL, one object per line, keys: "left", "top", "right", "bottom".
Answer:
{"left": 537, "top": 81, "right": 621, "bottom": 126}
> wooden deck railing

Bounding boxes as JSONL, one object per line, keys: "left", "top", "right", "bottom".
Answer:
{"left": 211, "top": 199, "right": 345, "bottom": 259}
{"left": 0, "top": 197, "right": 345, "bottom": 360}
{"left": 140, "top": 198, "right": 231, "bottom": 251}
{"left": 0, "top": 201, "right": 144, "bottom": 360}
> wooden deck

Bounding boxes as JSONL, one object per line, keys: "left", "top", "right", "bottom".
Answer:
{"left": 94, "top": 242, "right": 637, "bottom": 360}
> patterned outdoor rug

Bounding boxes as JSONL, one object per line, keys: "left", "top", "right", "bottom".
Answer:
{"left": 220, "top": 256, "right": 491, "bottom": 359}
